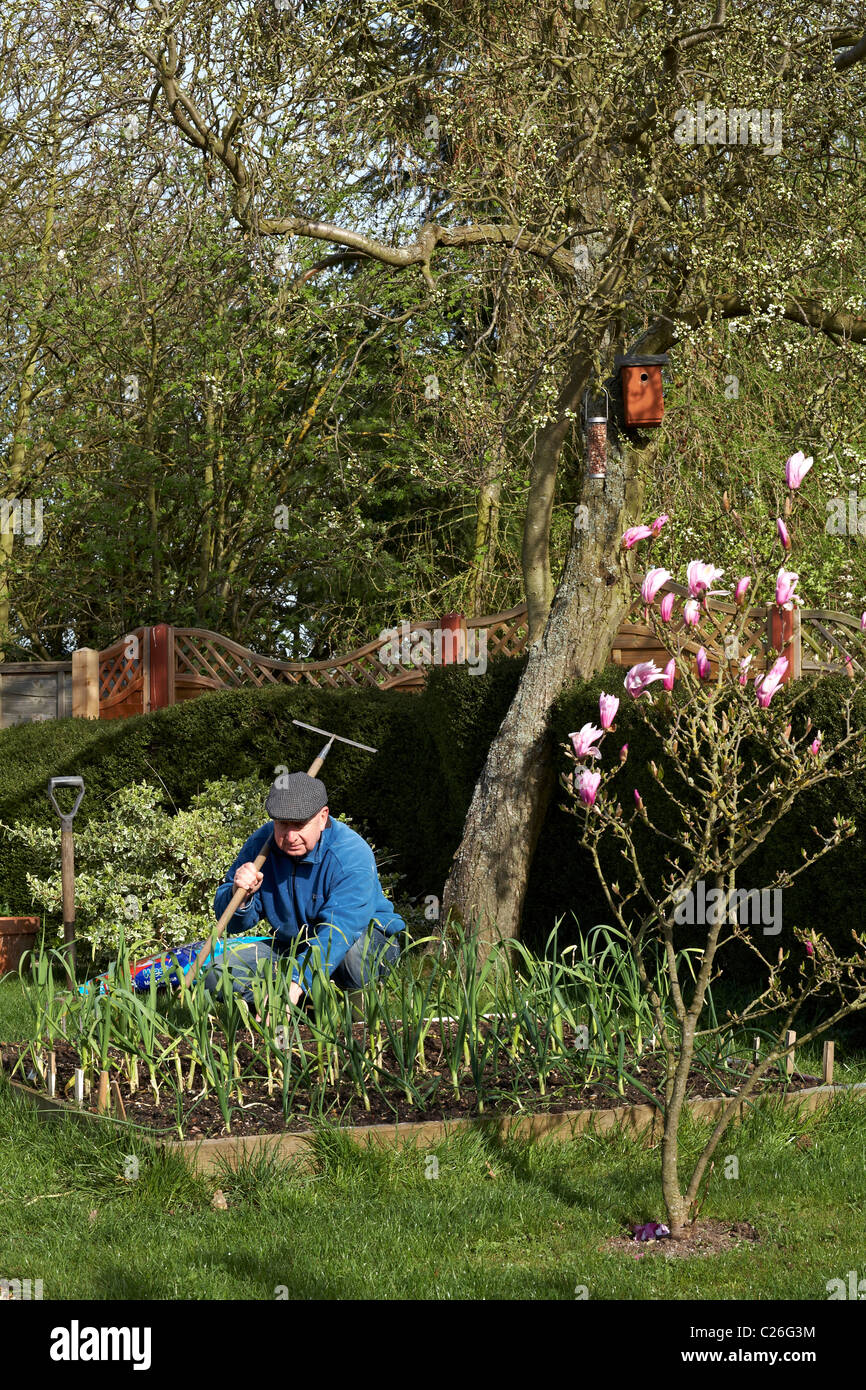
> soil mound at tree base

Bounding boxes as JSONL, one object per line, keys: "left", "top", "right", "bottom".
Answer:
{"left": 604, "top": 1219, "right": 760, "bottom": 1258}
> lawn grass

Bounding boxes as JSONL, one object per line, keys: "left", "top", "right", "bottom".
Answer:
{"left": 2, "top": 971, "right": 865, "bottom": 1300}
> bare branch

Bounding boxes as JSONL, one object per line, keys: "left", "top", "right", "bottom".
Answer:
{"left": 834, "top": 30, "right": 866, "bottom": 71}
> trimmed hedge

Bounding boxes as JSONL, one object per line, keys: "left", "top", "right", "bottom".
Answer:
{"left": 0, "top": 660, "right": 523, "bottom": 921}
{"left": 1, "top": 660, "right": 863, "bottom": 986}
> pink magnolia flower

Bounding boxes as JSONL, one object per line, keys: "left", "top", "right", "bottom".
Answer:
{"left": 577, "top": 769, "right": 601, "bottom": 808}
{"left": 755, "top": 656, "right": 788, "bottom": 708}
{"left": 696, "top": 647, "right": 711, "bottom": 680}
{"left": 861, "top": 612, "right": 866, "bottom": 631}
{"left": 659, "top": 591, "right": 675, "bottom": 622}
{"left": 651, "top": 514, "right": 669, "bottom": 536}
{"left": 809, "top": 732, "right": 823, "bottom": 756}
{"left": 687, "top": 561, "right": 725, "bottom": 598}
{"left": 734, "top": 577, "right": 751, "bottom": 605}
{"left": 619, "top": 743, "right": 629, "bottom": 763}
{"left": 777, "top": 517, "right": 791, "bottom": 550}
{"left": 622, "top": 525, "right": 653, "bottom": 550}
{"left": 683, "top": 598, "right": 701, "bottom": 627}
{"left": 641, "top": 568, "right": 671, "bottom": 605}
{"left": 569, "top": 723, "right": 604, "bottom": 760}
{"left": 634, "top": 788, "right": 644, "bottom": 812}
{"left": 785, "top": 451, "right": 813, "bottom": 489}
{"left": 805, "top": 941, "right": 814, "bottom": 957}
{"left": 738, "top": 654, "right": 753, "bottom": 685}
{"left": 663, "top": 658, "right": 676, "bottom": 690}
{"left": 776, "top": 568, "right": 799, "bottom": 608}
{"left": 599, "top": 692, "right": 619, "bottom": 730}
{"left": 624, "top": 661, "right": 666, "bottom": 698}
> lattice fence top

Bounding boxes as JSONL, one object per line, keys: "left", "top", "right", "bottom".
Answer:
{"left": 467, "top": 606, "right": 529, "bottom": 659}
{"left": 172, "top": 608, "right": 530, "bottom": 694}
{"left": 613, "top": 581, "right": 774, "bottom": 671}
{"left": 800, "top": 610, "right": 866, "bottom": 675}
{"left": 98, "top": 629, "right": 145, "bottom": 703}
{"left": 95, "top": 597, "right": 862, "bottom": 713}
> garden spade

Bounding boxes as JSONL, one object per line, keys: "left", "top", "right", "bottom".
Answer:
{"left": 47, "top": 776, "right": 85, "bottom": 983}
{"left": 182, "top": 721, "right": 378, "bottom": 988}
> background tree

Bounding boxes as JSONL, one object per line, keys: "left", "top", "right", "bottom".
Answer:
{"left": 6, "top": 0, "right": 866, "bottom": 961}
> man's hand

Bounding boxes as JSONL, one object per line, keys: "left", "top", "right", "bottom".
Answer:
{"left": 234, "top": 862, "right": 264, "bottom": 898}
{"left": 288, "top": 980, "right": 303, "bottom": 1007}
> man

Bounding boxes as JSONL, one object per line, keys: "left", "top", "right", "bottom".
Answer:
{"left": 206, "top": 771, "right": 404, "bottom": 1008}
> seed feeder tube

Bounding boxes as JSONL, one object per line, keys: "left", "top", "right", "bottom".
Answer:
{"left": 582, "top": 388, "right": 609, "bottom": 479}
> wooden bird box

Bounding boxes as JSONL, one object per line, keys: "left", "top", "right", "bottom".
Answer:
{"left": 615, "top": 354, "right": 669, "bottom": 427}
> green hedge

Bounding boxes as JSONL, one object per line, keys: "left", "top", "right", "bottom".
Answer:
{"left": 0, "top": 685, "right": 416, "bottom": 913}
{"left": 1, "top": 661, "right": 863, "bottom": 986}
{"left": 0, "top": 662, "right": 522, "bottom": 921}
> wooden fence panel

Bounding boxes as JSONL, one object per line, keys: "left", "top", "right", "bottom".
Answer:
{"left": 3, "top": 589, "right": 846, "bottom": 728}
{"left": 800, "top": 610, "right": 865, "bottom": 676}
{"left": 0, "top": 663, "right": 72, "bottom": 727}
{"left": 97, "top": 629, "right": 148, "bottom": 720}
{"left": 38, "top": 592, "right": 859, "bottom": 725}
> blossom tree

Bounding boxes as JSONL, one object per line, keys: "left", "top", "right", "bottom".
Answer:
{"left": 566, "top": 454, "right": 866, "bottom": 1239}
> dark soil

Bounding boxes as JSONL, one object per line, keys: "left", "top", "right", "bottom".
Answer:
{"left": 605, "top": 1219, "right": 761, "bottom": 1258}
{"left": 0, "top": 1019, "right": 822, "bottom": 1141}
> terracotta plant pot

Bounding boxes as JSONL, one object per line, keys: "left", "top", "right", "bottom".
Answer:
{"left": 0, "top": 917, "right": 41, "bottom": 974}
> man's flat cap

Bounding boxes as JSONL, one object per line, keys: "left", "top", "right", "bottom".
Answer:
{"left": 265, "top": 772, "right": 328, "bottom": 821}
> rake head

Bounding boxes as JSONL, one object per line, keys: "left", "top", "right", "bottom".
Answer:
{"left": 292, "top": 719, "right": 378, "bottom": 754}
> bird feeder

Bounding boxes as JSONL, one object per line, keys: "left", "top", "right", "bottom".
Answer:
{"left": 582, "top": 388, "right": 609, "bottom": 479}
{"left": 615, "top": 353, "right": 669, "bottom": 427}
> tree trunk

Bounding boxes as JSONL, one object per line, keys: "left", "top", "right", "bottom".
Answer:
{"left": 467, "top": 472, "right": 502, "bottom": 616}
{"left": 197, "top": 388, "right": 216, "bottom": 619}
{"left": 0, "top": 111, "right": 59, "bottom": 658}
{"left": 442, "top": 419, "right": 654, "bottom": 957}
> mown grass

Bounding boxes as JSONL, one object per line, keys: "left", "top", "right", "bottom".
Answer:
{"left": 2, "top": 971, "right": 865, "bottom": 1300}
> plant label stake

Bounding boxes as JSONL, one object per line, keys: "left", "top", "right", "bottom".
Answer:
{"left": 111, "top": 1079, "right": 126, "bottom": 1120}
{"left": 73, "top": 1068, "right": 85, "bottom": 1105}
{"left": 822, "top": 1039, "right": 834, "bottom": 1086}
{"left": 785, "top": 1029, "right": 796, "bottom": 1078}
{"left": 47, "top": 777, "right": 85, "bottom": 982}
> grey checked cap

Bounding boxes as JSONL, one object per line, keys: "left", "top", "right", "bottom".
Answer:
{"left": 265, "top": 772, "right": 328, "bottom": 821}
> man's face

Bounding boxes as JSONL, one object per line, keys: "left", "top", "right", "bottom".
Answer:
{"left": 272, "top": 807, "right": 329, "bottom": 857}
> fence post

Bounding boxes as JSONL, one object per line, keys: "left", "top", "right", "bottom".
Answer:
{"left": 71, "top": 648, "right": 100, "bottom": 718}
{"left": 767, "top": 605, "right": 800, "bottom": 683}
{"left": 149, "top": 624, "right": 175, "bottom": 710}
{"left": 439, "top": 612, "right": 467, "bottom": 665}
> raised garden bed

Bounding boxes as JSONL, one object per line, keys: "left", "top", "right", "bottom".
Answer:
{"left": 4, "top": 1023, "right": 864, "bottom": 1174}
{"left": 5, "top": 1069, "right": 865, "bottom": 1175}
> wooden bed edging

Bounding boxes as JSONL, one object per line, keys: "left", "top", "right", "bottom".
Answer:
{"left": 5, "top": 1073, "right": 866, "bottom": 1176}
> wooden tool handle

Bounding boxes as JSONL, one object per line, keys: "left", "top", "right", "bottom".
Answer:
{"left": 307, "top": 738, "right": 334, "bottom": 778}
{"left": 184, "top": 831, "right": 274, "bottom": 988}
{"left": 61, "top": 825, "right": 77, "bottom": 979}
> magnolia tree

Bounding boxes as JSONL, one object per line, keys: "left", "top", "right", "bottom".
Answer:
{"left": 566, "top": 452, "right": 866, "bottom": 1240}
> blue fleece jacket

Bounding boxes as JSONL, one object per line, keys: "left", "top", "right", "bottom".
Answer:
{"left": 213, "top": 817, "right": 404, "bottom": 992}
